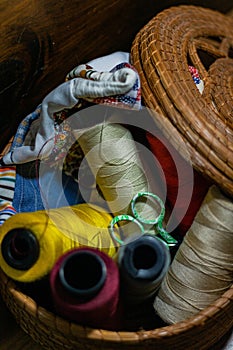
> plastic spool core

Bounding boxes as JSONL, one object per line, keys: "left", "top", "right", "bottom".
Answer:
{"left": 59, "top": 250, "right": 107, "bottom": 299}
{"left": 1, "top": 228, "right": 40, "bottom": 270}
{"left": 122, "top": 235, "right": 166, "bottom": 280}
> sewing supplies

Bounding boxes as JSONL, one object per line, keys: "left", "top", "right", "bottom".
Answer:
{"left": 117, "top": 233, "right": 171, "bottom": 305}
{"left": 0, "top": 166, "right": 17, "bottom": 225}
{"left": 146, "top": 131, "right": 210, "bottom": 236}
{"left": 0, "top": 203, "right": 117, "bottom": 282}
{"left": 50, "top": 247, "right": 122, "bottom": 330}
{"left": 66, "top": 62, "right": 141, "bottom": 110}
{"left": 74, "top": 120, "right": 152, "bottom": 216}
{"left": 109, "top": 191, "right": 177, "bottom": 247}
{"left": 0, "top": 60, "right": 138, "bottom": 166}
{"left": 154, "top": 185, "right": 233, "bottom": 324}
{"left": 109, "top": 192, "right": 175, "bottom": 305}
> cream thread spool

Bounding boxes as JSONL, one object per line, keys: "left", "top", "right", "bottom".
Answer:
{"left": 73, "top": 120, "right": 153, "bottom": 218}
{"left": 153, "top": 185, "right": 233, "bottom": 324}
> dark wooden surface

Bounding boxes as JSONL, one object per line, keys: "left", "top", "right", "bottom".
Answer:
{"left": 0, "top": 1, "right": 233, "bottom": 349}
{"left": 0, "top": 0, "right": 233, "bottom": 150}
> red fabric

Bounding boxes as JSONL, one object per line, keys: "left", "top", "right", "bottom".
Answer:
{"left": 50, "top": 247, "right": 122, "bottom": 330}
{"left": 146, "top": 131, "right": 211, "bottom": 236}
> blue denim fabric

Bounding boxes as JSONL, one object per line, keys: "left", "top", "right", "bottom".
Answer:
{"left": 12, "top": 161, "right": 43, "bottom": 212}
{"left": 38, "top": 162, "right": 84, "bottom": 210}
{"left": 13, "top": 161, "right": 84, "bottom": 212}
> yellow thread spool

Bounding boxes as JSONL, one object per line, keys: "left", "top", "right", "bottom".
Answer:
{"left": 0, "top": 203, "right": 117, "bottom": 282}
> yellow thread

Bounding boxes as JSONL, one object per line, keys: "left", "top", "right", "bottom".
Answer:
{"left": 0, "top": 203, "right": 117, "bottom": 282}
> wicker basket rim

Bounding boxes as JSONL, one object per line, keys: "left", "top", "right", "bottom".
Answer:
{"left": 1, "top": 269, "right": 233, "bottom": 342}
{"left": 130, "top": 4, "right": 233, "bottom": 197}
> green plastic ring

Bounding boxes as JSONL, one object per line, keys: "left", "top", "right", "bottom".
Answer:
{"left": 131, "top": 191, "right": 165, "bottom": 225}
{"left": 109, "top": 214, "right": 145, "bottom": 246}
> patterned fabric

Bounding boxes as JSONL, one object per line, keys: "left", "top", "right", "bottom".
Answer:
{"left": 11, "top": 105, "right": 42, "bottom": 149}
{"left": 0, "top": 167, "right": 16, "bottom": 201}
{"left": 0, "top": 202, "right": 16, "bottom": 225}
{"left": 11, "top": 106, "right": 84, "bottom": 213}
{"left": 189, "top": 65, "right": 204, "bottom": 94}
{"left": 91, "top": 62, "right": 141, "bottom": 109}
{"left": 189, "top": 66, "right": 201, "bottom": 84}
{"left": 1, "top": 53, "right": 140, "bottom": 166}
{"left": 1, "top": 56, "right": 141, "bottom": 215}
{"left": 47, "top": 62, "right": 141, "bottom": 171}
{"left": 44, "top": 103, "right": 87, "bottom": 167}
{"left": 66, "top": 62, "right": 141, "bottom": 110}
{"left": 0, "top": 166, "right": 17, "bottom": 224}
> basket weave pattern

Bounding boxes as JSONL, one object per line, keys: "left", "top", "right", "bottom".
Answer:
{"left": 0, "top": 146, "right": 233, "bottom": 348}
{"left": 0, "top": 268, "right": 233, "bottom": 350}
{"left": 131, "top": 5, "right": 233, "bottom": 197}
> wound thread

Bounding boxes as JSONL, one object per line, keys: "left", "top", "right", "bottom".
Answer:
{"left": 153, "top": 185, "right": 233, "bottom": 324}
{"left": 117, "top": 234, "right": 171, "bottom": 305}
{"left": 74, "top": 122, "right": 152, "bottom": 217}
{"left": 0, "top": 203, "right": 117, "bottom": 282}
{"left": 50, "top": 247, "right": 122, "bottom": 330}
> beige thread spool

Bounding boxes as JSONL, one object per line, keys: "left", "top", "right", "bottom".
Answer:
{"left": 73, "top": 120, "right": 153, "bottom": 219}
{"left": 153, "top": 185, "right": 233, "bottom": 324}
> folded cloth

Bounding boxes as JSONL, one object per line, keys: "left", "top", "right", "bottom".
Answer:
{"left": 46, "top": 61, "right": 141, "bottom": 171}
{"left": 11, "top": 105, "right": 41, "bottom": 149}
{"left": 88, "top": 51, "right": 130, "bottom": 71}
{"left": 0, "top": 166, "right": 17, "bottom": 224}
{"left": 66, "top": 62, "right": 141, "bottom": 110}
{"left": 10, "top": 108, "right": 45, "bottom": 212}
{"left": 0, "top": 107, "right": 41, "bottom": 222}
{"left": 1, "top": 52, "right": 138, "bottom": 165}
{"left": 10, "top": 106, "right": 84, "bottom": 213}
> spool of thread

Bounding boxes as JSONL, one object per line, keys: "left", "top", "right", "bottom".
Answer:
{"left": 117, "top": 234, "right": 171, "bottom": 305}
{"left": 0, "top": 203, "right": 117, "bottom": 282}
{"left": 74, "top": 121, "right": 152, "bottom": 217}
{"left": 146, "top": 131, "right": 210, "bottom": 235}
{"left": 153, "top": 185, "right": 233, "bottom": 324}
{"left": 50, "top": 247, "right": 122, "bottom": 330}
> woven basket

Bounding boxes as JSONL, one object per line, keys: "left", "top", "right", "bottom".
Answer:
{"left": 0, "top": 136, "right": 233, "bottom": 349}
{"left": 131, "top": 5, "right": 233, "bottom": 197}
{"left": 0, "top": 268, "right": 233, "bottom": 350}
{"left": 0, "top": 6, "right": 233, "bottom": 349}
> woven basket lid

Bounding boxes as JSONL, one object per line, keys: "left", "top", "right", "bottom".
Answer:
{"left": 131, "top": 5, "right": 233, "bottom": 197}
